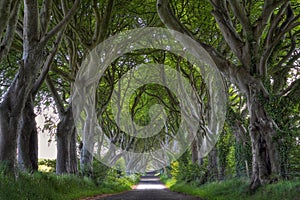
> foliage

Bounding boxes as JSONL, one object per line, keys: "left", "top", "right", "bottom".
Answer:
{"left": 217, "top": 126, "right": 235, "bottom": 178}
{"left": 0, "top": 162, "right": 11, "bottom": 176}
{"left": 91, "top": 159, "right": 111, "bottom": 185}
{"left": 262, "top": 93, "right": 300, "bottom": 178}
{"left": 38, "top": 159, "right": 56, "bottom": 173}
{"left": 169, "top": 153, "right": 208, "bottom": 185}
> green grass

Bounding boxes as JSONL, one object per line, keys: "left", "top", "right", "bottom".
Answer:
{"left": 161, "top": 176, "right": 300, "bottom": 200}
{"left": 0, "top": 172, "right": 139, "bottom": 200}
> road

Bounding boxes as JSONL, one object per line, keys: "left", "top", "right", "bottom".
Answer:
{"left": 93, "top": 172, "right": 201, "bottom": 200}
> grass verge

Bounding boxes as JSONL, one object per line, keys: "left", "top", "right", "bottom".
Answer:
{"left": 161, "top": 175, "right": 300, "bottom": 200}
{"left": 0, "top": 172, "right": 139, "bottom": 200}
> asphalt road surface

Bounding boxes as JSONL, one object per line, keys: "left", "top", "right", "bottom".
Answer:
{"left": 95, "top": 172, "right": 201, "bottom": 200}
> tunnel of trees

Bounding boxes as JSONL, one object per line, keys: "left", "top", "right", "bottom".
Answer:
{"left": 0, "top": 0, "right": 299, "bottom": 199}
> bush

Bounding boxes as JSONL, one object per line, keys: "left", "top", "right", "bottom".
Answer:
{"left": 91, "top": 159, "right": 110, "bottom": 185}
{"left": 38, "top": 159, "right": 56, "bottom": 173}
{"left": 169, "top": 159, "right": 208, "bottom": 185}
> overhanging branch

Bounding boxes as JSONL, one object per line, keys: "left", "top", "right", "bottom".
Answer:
{"left": 0, "top": 0, "right": 20, "bottom": 60}
{"left": 210, "top": 0, "right": 244, "bottom": 60}
{"left": 156, "top": 0, "right": 269, "bottom": 97}
{"left": 41, "top": 0, "right": 79, "bottom": 44}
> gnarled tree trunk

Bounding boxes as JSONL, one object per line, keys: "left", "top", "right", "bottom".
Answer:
{"left": 17, "top": 96, "right": 38, "bottom": 172}
{"left": 0, "top": 49, "right": 44, "bottom": 174}
{"left": 56, "top": 107, "right": 78, "bottom": 174}
{"left": 247, "top": 84, "right": 280, "bottom": 189}
{"left": 0, "top": 98, "right": 20, "bottom": 173}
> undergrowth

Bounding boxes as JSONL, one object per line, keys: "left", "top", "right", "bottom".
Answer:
{"left": 0, "top": 169, "right": 139, "bottom": 200}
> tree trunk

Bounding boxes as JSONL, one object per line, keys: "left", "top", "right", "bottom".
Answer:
{"left": 248, "top": 84, "right": 280, "bottom": 190}
{"left": 17, "top": 96, "right": 38, "bottom": 172}
{"left": 56, "top": 107, "right": 77, "bottom": 174}
{"left": 191, "top": 130, "right": 205, "bottom": 167}
{"left": 0, "top": 56, "right": 42, "bottom": 174}
{"left": 80, "top": 144, "right": 94, "bottom": 177}
{"left": 0, "top": 99, "right": 19, "bottom": 173}
{"left": 207, "top": 147, "right": 219, "bottom": 181}
{"left": 56, "top": 131, "right": 70, "bottom": 174}
{"left": 69, "top": 128, "right": 78, "bottom": 174}
{"left": 79, "top": 111, "right": 96, "bottom": 177}
{"left": 191, "top": 140, "right": 198, "bottom": 164}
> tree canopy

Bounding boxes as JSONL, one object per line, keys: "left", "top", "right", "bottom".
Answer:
{"left": 0, "top": 0, "right": 299, "bottom": 194}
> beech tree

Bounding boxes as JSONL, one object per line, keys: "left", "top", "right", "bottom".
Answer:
{"left": 157, "top": 0, "right": 300, "bottom": 189}
{"left": 46, "top": 0, "right": 117, "bottom": 175}
{"left": 0, "top": 0, "right": 79, "bottom": 174}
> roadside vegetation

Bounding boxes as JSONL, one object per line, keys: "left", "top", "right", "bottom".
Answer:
{"left": 161, "top": 175, "right": 300, "bottom": 200}
{"left": 0, "top": 160, "right": 139, "bottom": 200}
{"left": 159, "top": 135, "right": 300, "bottom": 200}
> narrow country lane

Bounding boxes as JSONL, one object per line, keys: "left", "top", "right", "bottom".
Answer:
{"left": 93, "top": 172, "right": 201, "bottom": 200}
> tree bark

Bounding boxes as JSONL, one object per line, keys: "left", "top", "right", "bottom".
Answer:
{"left": 207, "top": 147, "right": 219, "bottom": 181}
{"left": 69, "top": 127, "right": 78, "bottom": 173}
{"left": 56, "top": 107, "right": 78, "bottom": 174}
{"left": 17, "top": 96, "right": 38, "bottom": 172}
{"left": 191, "top": 129, "right": 205, "bottom": 167}
{"left": 191, "top": 140, "right": 198, "bottom": 164}
{"left": 0, "top": 99, "right": 19, "bottom": 173}
{"left": 247, "top": 84, "right": 280, "bottom": 189}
